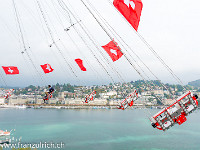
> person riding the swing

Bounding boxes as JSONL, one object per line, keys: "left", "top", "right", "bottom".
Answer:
{"left": 43, "top": 85, "right": 54, "bottom": 103}
{"left": 48, "top": 85, "right": 54, "bottom": 95}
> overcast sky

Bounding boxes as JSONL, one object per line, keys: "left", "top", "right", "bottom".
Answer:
{"left": 0, "top": 0, "right": 200, "bottom": 87}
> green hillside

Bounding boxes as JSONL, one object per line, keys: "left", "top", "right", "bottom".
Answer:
{"left": 188, "top": 79, "right": 200, "bottom": 87}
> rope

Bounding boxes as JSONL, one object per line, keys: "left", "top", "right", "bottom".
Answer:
{"left": 107, "top": 0, "right": 186, "bottom": 91}
{"left": 33, "top": 0, "right": 75, "bottom": 82}
{"left": 79, "top": 0, "right": 165, "bottom": 105}
{"left": 12, "top": 0, "right": 47, "bottom": 85}
{"left": 85, "top": 0, "right": 172, "bottom": 104}
{"left": 57, "top": 0, "right": 117, "bottom": 83}
{"left": 87, "top": 0, "right": 170, "bottom": 92}
{"left": 36, "top": 0, "right": 78, "bottom": 78}
{"left": 58, "top": 0, "right": 128, "bottom": 84}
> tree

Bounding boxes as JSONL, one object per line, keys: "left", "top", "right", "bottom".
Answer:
{"left": 176, "top": 85, "right": 184, "bottom": 92}
{"left": 138, "top": 88, "right": 142, "bottom": 94}
{"left": 63, "top": 83, "right": 74, "bottom": 93}
{"left": 95, "top": 92, "right": 100, "bottom": 98}
{"left": 164, "top": 93, "right": 170, "bottom": 99}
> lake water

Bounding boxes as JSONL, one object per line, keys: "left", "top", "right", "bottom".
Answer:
{"left": 0, "top": 108, "right": 200, "bottom": 150}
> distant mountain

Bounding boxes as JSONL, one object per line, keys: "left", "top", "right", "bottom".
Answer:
{"left": 188, "top": 79, "right": 200, "bottom": 87}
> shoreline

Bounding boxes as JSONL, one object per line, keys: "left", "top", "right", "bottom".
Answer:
{"left": 1, "top": 104, "right": 199, "bottom": 110}
{"left": 0, "top": 104, "right": 168, "bottom": 110}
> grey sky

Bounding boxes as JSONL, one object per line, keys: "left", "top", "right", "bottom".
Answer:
{"left": 0, "top": 0, "right": 200, "bottom": 87}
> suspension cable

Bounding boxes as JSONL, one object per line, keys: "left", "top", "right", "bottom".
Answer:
{"left": 12, "top": 0, "right": 47, "bottom": 85}
{"left": 33, "top": 0, "right": 75, "bottom": 83}
{"left": 36, "top": 0, "right": 78, "bottom": 79}
{"left": 84, "top": 0, "right": 173, "bottom": 105}
{"left": 79, "top": 0, "right": 165, "bottom": 105}
{"left": 86, "top": 0, "right": 170, "bottom": 92}
{"left": 57, "top": 0, "right": 117, "bottom": 83}
{"left": 106, "top": 0, "right": 186, "bottom": 91}
{"left": 58, "top": 0, "right": 126, "bottom": 83}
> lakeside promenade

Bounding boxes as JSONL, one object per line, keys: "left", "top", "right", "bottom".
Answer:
{"left": 0, "top": 103, "right": 166, "bottom": 110}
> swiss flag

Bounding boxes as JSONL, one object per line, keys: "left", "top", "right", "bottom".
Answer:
{"left": 40, "top": 63, "right": 54, "bottom": 74}
{"left": 2, "top": 66, "right": 19, "bottom": 75}
{"left": 113, "top": 0, "right": 143, "bottom": 31}
{"left": 75, "top": 59, "right": 86, "bottom": 71}
{"left": 102, "top": 40, "right": 123, "bottom": 62}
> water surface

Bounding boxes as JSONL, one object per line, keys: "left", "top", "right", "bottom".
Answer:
{"left": 0, "top": 108, "right": 199, "bottom": 150}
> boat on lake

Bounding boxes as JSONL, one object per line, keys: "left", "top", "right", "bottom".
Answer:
{"left": 0, "top": 130, "right": 10, "bottom": 136}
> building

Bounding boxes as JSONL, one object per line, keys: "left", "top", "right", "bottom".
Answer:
{"left": 109, "top": 99, "right": 121, "bottom": 105}
{"left": 0, "top": 98, "right": 4, "bottom": 104}
{"left": 100, "top": 91, "right": 117, "bottom": 99}
{"left": 163, "top": 99, "right": 175, "bottom": 105}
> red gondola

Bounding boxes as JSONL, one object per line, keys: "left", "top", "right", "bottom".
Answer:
{"left": 118, "top": 90, "right": 138, "bottom": 110}
{"left": 83, "top": 90, "right": 96, "bottom": 103}
{"left": 151, "top": 91, "right": 198, "bottom": 131}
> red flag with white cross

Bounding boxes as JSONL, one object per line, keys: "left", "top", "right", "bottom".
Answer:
{"left": 2, "top": 66, "right": 19, "bottom": 75}
{"left": 40, "top": 64, "right": 54, "bottom": 74}
{"left": 102, "top": 40, "right": 123, "bottom": 62}
{"left": 113, "top": 0, "right": 143, "bottom": 31}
